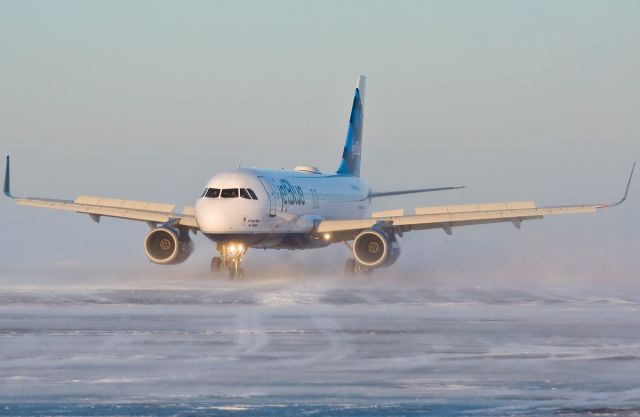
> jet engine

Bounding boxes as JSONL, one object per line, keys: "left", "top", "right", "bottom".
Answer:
{"left": 352, "top": 229, "right": 401, "bottom": 268}
{"left": 144, "top": 226, "right": 194, "bottom": 265}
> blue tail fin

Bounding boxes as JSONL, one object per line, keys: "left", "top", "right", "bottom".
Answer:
{"left": 337, "top": 75, "right": 366, "bottom": 177}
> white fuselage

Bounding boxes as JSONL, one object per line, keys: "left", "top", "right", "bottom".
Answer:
{"left": 195, "top": 168, "right": 370, "bottom": 248}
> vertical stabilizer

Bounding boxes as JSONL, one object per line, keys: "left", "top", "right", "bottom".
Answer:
{"left": 336, "top": 75, "right": 366, "bottom": 177}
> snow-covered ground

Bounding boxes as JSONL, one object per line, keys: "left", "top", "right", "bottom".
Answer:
{"left": 1, "top": 270, "right": 639, "bottom": 416}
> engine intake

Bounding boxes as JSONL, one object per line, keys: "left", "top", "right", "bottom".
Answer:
{"left": 144, "top": 227, "right": 194, "bottom": 265}
{"left": 352, "top": 229, "right": 401, "bottom": 268}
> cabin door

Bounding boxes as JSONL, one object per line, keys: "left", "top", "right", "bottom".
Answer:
{"left": 257, "top": 176, "right": 277, "bottom": 217}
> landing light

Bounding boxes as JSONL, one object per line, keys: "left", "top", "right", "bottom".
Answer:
{"left": 323, "top": 233, "right": 331, "bottom": 241}
{"left": 227, "top": 243, "right": 244, "bottom": 254}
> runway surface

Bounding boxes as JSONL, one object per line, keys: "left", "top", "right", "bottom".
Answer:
{"left": 1, "top": 271, "right": 639, "bottom": 416}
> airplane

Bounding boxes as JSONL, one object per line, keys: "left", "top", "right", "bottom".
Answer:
{"left": 3, "top": 76, "right": 635, "bottom": 279}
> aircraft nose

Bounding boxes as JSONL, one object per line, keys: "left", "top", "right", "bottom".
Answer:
{"left": 195, "top": 197, "right": 267, "bottom": 234}
{"left": 195, "top": 198, "right": 226, "bottom": 233}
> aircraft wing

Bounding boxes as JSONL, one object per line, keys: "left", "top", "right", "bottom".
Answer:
{"left": 316, "top": 163, "right": 635, "bottom": 241}
{"left": 369, "top": 185, "right": 465, "bottom": 198}
{"left": 4, "top": 157, "right": 198, "bottom": 229}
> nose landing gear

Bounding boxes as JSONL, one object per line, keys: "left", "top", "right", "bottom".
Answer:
{"left": 211, "top": 242, "right": 247, "bottom": 279}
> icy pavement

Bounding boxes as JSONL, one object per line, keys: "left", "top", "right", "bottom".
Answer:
{"left": 1, "top": 273, "right": 640, "bottom": 416}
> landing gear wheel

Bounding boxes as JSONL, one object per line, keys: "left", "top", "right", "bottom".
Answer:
{"left": 345, "top": 258, "right": 357, "bottom": 276}
{"left": 228, "top": 260, "right": 245, "bottom": 280}
{"left": 229, "top": 267, "right": 245, "bottom": 280}
{"left": 210, "top": 257, "right": 223, "bottom": 272}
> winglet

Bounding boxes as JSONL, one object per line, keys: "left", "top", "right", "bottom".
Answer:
{"left": 3, "top": 155, "right": 12, "bottom": 198}
{"left": 600, "top": 161, "right": 635, "bottom": 208}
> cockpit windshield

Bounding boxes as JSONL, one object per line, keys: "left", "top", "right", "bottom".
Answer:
{"left": 221, "top": 188, "right": 239, "bottom": 198}
{"left": 204, "top": 188, "right": 220, "bottom": 198}
{"left": 202, "top": 187, "right": 258, "bottom": 200}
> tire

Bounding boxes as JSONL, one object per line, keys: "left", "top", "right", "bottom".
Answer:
{"left": 345, "top": 258, "right": 357, "bottom": 275}
{"left": 229, "top": 267, "right": 245, "bottom": 280}
{"left": 211, "top": 257, "right": 223, "bottom": 272}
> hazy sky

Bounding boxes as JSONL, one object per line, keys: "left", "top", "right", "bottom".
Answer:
{"left": 0, "top": 1, "right": 638, "bottom": 284}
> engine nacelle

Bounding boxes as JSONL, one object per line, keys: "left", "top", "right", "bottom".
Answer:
{"left": 352, "top": 229, "right": 401, "bottom": 269}
{"left": 144, "top": 227, "right": 194, "bottom": 265}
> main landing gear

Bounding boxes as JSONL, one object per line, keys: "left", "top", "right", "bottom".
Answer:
{"left": 211, "top": 242, "right": 246, "bottom": 279}
{"left": 344, "top": 258, "right": 372, "bottom": 276}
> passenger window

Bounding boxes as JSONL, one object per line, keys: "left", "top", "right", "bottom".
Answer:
{"left": 247, "top": 188, "right": 258, "bottom": 200}
{"left": 221, "top": 188, "right": 239, "bottom": 198}
{"left": 240, "top": 188, "right": 251, "bottom": 199}
{"left": 205, "top": 188, "right": 220, "bottom": 198}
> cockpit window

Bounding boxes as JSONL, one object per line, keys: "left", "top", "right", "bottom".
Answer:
{"left": 204, "top": 187, "right": 257, "bottom": 200}
{"left": 204, "top": 188, "right": 220, "bottom": 198}
{"left": 246, "top": 188, "right": 258, "bottom": 200}
{"left": 221, "top": 188, "right": 239, "bottom": 198}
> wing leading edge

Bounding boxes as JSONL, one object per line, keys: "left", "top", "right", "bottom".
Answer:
{"left": 3, "top": 156, "right": 198, "bottom": 229}
{"left": 316, "top": 163, "right": 635, "bottom": 240}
